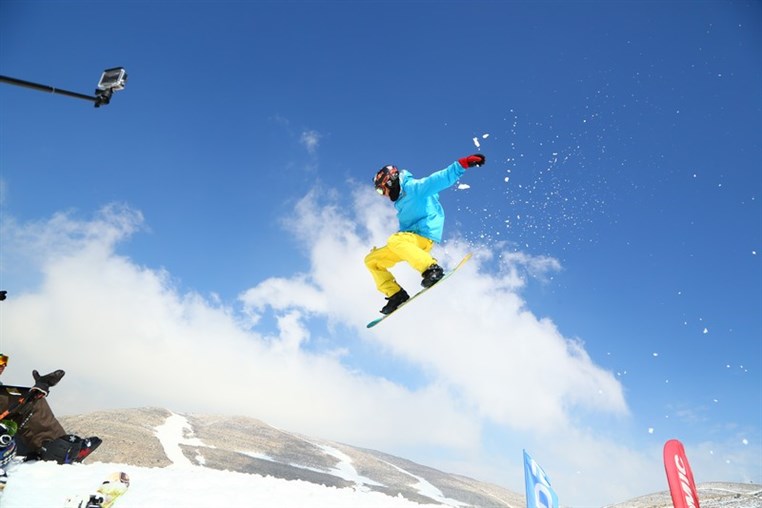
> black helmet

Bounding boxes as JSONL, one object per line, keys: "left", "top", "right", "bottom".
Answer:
{"left": 374, "top": 165, "right": 401, "bottom": 200}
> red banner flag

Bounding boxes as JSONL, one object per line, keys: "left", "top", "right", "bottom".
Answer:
{"left": 663, "top": 439, "right": 701, "bottom": 508}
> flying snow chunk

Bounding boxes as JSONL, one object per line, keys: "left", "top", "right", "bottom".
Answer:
{"left": 703, "top": 328, "right": 709, "bottom": 334}
{"left": 742, "top": 438, "right": 749, "bottom": 445}
{"left": 472, "top": 137, "right": 480, "bottom": 148}
{"left": 652, "top": 352, "right": 659, "bottom": 357}
{"left": 458, "top": 184, "right": 471, "bottom": 190}
{"left": 648, "top": 428, "right": 654, "bottom": 434}
{"left": 482, "top": 133, "right": 489, "bottom": 139}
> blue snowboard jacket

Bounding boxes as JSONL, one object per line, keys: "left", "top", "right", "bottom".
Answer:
{"left": 394, "top": 161, "right": 465, "bottom": 243}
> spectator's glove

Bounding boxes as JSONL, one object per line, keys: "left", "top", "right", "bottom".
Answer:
{"left": 31, "top": 369, "right": 65, "bottom": 397}
{"left": 458, "top": 154, "right": 486, "bottom": 168}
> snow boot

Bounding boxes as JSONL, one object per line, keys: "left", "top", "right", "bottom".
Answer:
{"left": 421, "top": 264, "right": 444, "bottom": 288}
{"left": 39, "top": 434, "right": 101, "bottom": 464}
{"left": 380, "top": 289, "right": 409, "bottom": 314}
{"left": 75, "top": 436, "right": 102, "bottom": 463}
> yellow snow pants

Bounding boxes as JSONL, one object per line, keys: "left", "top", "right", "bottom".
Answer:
{"left": 364, "top": 232, "right": 437, "bottom": 297}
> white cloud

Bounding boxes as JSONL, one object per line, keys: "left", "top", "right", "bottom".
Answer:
{"left": 300, "top": 130, "right": 321, "bottom": 155}
{"left": 0, "top": 204, "right": 476, "bottom": 455}
{"left": 241, "top": 275, "right": 328, "bottom": 318}
{"left": 4, "top": 190, "right": 734, "bottom": 505}
{"left": 265, "top": 189, "right": 628, "bottom": 431}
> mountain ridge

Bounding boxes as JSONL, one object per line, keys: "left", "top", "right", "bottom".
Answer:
{"left": 60, "top": 407, "right": 524, "bottom": 507}
{"left": 59, "top": 407, "right": 761, "bottom": 507}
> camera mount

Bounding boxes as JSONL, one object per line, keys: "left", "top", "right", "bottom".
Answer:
{"left": 0, "top": 67, "right": 128, "bottom": 108}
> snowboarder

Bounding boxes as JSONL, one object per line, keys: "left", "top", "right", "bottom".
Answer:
{"left": 365, "top": 154, "right": 486, "bottom": 314}
{"left": 0, "top": 353, "right": 101, "bottom": 463}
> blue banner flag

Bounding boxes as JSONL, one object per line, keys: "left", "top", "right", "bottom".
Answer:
{"left": 523, "top": 450, "right": 559, "bottom": 508}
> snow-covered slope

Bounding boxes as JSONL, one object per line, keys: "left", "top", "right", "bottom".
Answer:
{"left": 50, "top": 407, "right": 520, "bottom": 507}
{"left": 1, "top": 460, "right": 456, "bottom": 508}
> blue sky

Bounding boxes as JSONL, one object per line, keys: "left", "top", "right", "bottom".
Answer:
{"left": 1, "top": 1, "right": 760, "bottom": 505}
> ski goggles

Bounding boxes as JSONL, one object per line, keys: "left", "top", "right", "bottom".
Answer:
{"left": 0, "top": 355, "right": 7, "bottom": 367}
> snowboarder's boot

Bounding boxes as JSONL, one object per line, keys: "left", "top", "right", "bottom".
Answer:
{"left": 421, "top": 264, "right": 444, "bottom": 288}
{"left": 40, "top": 434, "right": 101, "bottom": 464}
{"left": 380, "top": 289, "right": 409, "bottom": 314}
{"left": 75, "top": 436, "right": 102, "bottom": 463}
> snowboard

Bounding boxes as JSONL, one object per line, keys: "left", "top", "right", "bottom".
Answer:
{"left": 367, "top": 253, "right": 472, "bottom": 328}
{"left": 0, "top": 386, "right": 30, "bottom": 397}
{"left": 64, "top": 472, "right": 130, "bottom": 508}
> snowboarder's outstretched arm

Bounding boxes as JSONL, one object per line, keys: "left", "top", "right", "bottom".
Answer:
{"left": 405, "top": 154, "right": 486, "bottom": 197}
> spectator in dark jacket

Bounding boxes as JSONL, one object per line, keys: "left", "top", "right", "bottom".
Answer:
{"left": 0, "top": 353, "right": 101, "bottom": 463}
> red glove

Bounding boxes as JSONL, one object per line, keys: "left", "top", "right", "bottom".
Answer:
{"left": 458, "top": 154, "right": 485, "bottom": 168}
